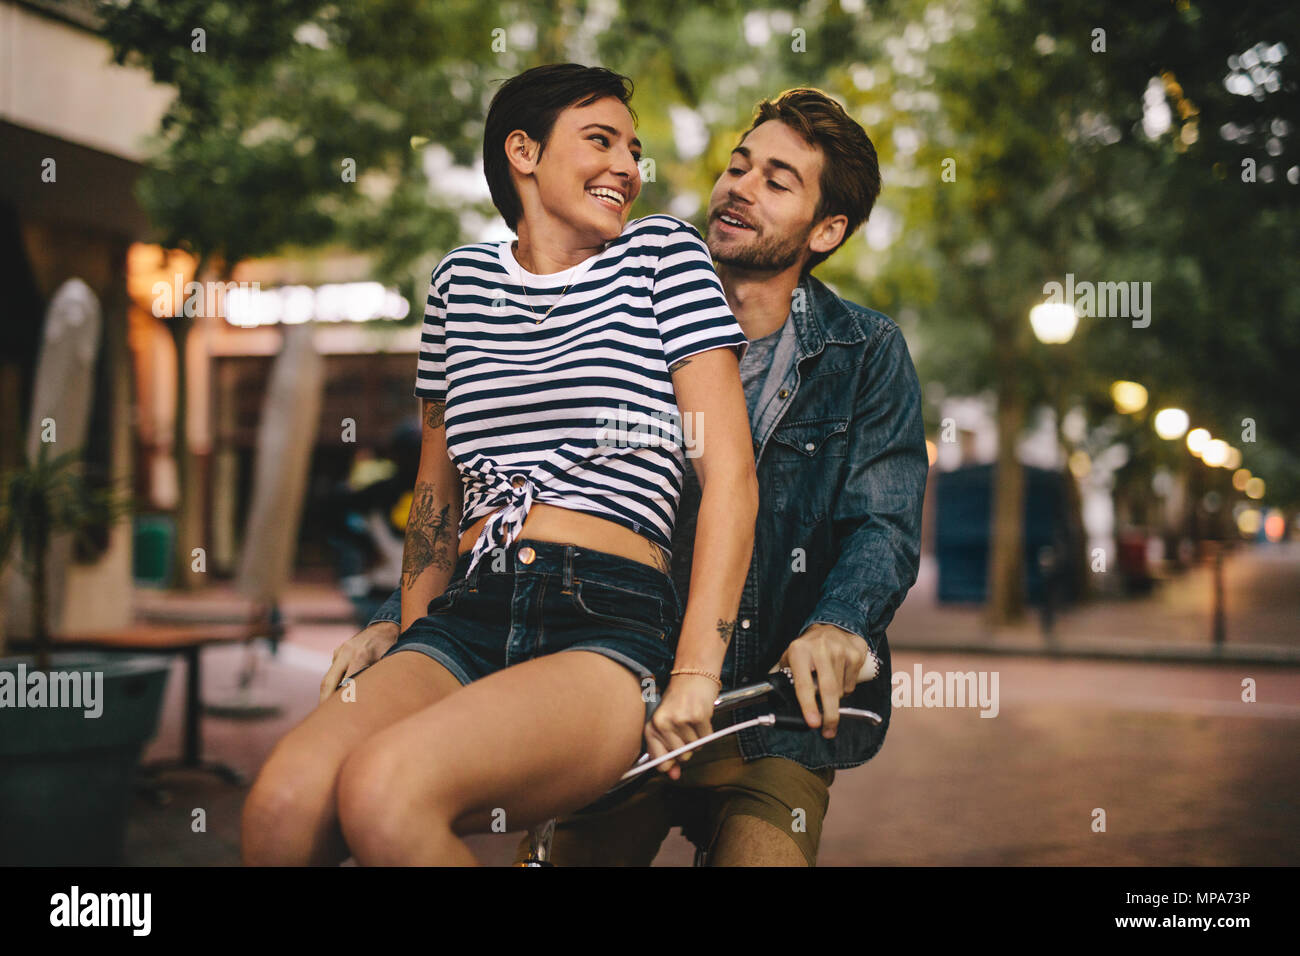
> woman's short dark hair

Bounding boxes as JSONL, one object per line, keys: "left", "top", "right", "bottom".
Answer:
{"left": 741, "top": 88, "right": 881, "bottom": 273}
{"left": 483, "top": 63, "right": 637, "bottom": 232}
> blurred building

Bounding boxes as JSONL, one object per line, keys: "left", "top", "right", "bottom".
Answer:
{"left": 3, "top": 0, "right": 425, "bottom": 599}
{"left": 1, "top": 0, "right": 174, "bottom": 627}
{"left": 125, "top": 249, "right": 422, "bottom": 576}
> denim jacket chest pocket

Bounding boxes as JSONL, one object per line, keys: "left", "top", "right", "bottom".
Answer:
{"left": 764, "top": 417, "right": 850, "bottom": 518}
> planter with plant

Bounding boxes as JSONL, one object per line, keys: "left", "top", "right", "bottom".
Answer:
{"left": 0, "top": 444, "right": 171, "bottom": 865}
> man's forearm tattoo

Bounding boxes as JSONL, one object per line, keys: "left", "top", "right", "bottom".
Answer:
{"left": 715, "top": 617, "right": 737, "bottom": 646}
{"left": 401, "top": 480, "right": 455, "bottom": 589}
{"left": 424, "top": 400, "right": 446, "bottom": 430}
{"left": 668, "top": 358, "right": 693, "bottom": 373}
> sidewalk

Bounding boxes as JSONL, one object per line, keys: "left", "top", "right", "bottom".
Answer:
{"left": 888, "top": 543, "right": 1300, "bottom": 664}
{"left": 132, "top": 574, "right": 356, "bottom": 625}
{"left": 126, "top": 627, "right": 1299, "bottom": 866}
{"left": 116, "top": 547, "right": 1299, "bottom": 865}
{"left": 130, "top": 543, "right": 1300, "bottom": 664}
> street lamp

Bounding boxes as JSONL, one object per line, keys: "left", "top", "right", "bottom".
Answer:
{"left": 1153, "top": 407, "right": 1189, "bottom": 440}
{"left": 1186, "top": 428, "right": 1211, "bottom": 456}
{"left": 1202, "top": 439, "right": 1230, "bottom": 467}
{"left": 1029, "top": 300, "right": 1078, "bottom": 642}
{"left": 1110, "top": 381, "right": 1148, "bottom": 414}
{"left": 1029, "top": 302, "right": 1079, "bottom": 344}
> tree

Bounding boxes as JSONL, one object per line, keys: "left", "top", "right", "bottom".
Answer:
{"left": 97, "top": 0, "right": 501, "bottom": 583}
{"left": 97, "top": 0, "right": 1297, "bottom": 610}
{"left": 847, "top": 0, "right": 1298, "bottom": 622}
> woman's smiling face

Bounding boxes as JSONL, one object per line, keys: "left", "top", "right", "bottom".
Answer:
{"left": 520, "top": 96, "right": 643, "bottom": 244}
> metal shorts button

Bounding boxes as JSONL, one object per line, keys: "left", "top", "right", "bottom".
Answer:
{"left": 804, "top": 442, "right": 815, "bottom": 452}
{"left": 740, "top": 618, "right": 751, "bottom": 629}
{"left": 518, "top": 546, "right": 536, "bottom": 565}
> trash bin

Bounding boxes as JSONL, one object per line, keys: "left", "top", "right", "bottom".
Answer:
{"left": 132, "top": 513, "right": 175, "bottom": 588}
{"left": 1117, "top": 529, "right": 1154, "bottom": 595}
{"left": 934, "top": 463, "right": 1075, "bottom": 605}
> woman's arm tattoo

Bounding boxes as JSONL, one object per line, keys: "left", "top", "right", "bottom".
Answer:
{"left": 402, "top": 479, "right": 455, "bottom": 588}
{"left": 715, "top": 617, "right": 737, "bottom": 646}
{"left": 424, "top": 400, "right": 446, "bottom": 430}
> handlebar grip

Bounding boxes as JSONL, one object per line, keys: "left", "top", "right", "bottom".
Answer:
{"left": 771, "top": 714, "right": 814, "bottom": 731}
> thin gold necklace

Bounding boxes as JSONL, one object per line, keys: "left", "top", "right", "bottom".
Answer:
{"left": 513, "top": 241, "right": 574, "bottom": 324}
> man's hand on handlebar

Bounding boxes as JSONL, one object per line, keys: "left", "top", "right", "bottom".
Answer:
{"left": 779, "top": 623, "right": 873, "bottom": 739}
{"left": 644, "top": 673, "right": 718, "bottom": 780}
{"left": 319, "top": 620, "right": 400, "bottom": 703}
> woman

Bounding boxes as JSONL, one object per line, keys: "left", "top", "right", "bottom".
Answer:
{"left": 242, "top": 63, "right": 757, "bottom": 865}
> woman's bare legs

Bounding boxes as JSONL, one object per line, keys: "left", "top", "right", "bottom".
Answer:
{"left": 241, "top": 651, "right": 464, "bottom": 865}
{"left": 336, "top": 649, "right": 646, "bottom": 865}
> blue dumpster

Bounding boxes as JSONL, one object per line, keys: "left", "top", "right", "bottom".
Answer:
{"left": 934, "top": 464, "right": 1075, "bottom": 605}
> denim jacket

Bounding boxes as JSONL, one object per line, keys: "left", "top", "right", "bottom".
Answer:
{"left": 371, "top": 273, "right": 928, "bottom": 772}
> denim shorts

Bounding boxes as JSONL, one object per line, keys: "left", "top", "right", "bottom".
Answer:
{"left": 381, "top": 539, "right": 680, "bottom": 722}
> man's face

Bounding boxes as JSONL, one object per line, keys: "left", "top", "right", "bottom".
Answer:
{"left": 529, "top": 96, "right": 642, "bottom": 243}
{"left": 706, "top": 119, "right": 825, "bottom": 272}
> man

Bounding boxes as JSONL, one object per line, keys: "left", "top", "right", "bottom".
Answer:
{"left": 330, "top": 88, "right": 927, "bottom": 866}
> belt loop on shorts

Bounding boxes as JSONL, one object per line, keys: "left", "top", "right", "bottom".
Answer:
{"left": 467, "top": 551, "right": 482, "bottom": 592}
{"left": 561, "top": 545, "right": 575, "bottom": 593}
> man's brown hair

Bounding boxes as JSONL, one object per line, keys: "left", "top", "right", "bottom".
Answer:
{"left": 741, "top": 88, "right": 881, "bottom": 273}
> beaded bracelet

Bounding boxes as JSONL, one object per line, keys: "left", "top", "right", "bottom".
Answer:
{"left": 671, "top": 667, "right": 721, "bottom": 685}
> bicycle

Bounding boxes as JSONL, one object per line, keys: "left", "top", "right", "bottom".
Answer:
{"left": 519, "top": 660, "right": 882, "bottom": 866}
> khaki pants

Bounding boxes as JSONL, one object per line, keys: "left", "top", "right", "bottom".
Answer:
{"left": 513, "top": 732, "right": 834, "bottom": 866}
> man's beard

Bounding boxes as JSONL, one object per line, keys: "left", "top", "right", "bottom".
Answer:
{"left": 711, "top": 219, "right": 813, "bottom": 272}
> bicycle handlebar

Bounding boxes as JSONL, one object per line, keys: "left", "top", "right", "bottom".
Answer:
{"left": 536, "top": 658, "right": 884, "bottom": 851}
{"left": 615, "top": 665, "right": 883, "bottom": 786}
{"left": 713, "top": 657, "right": 877, "bottom": 715}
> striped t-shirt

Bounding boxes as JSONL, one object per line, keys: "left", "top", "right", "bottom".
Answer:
{"left": 415, "top": 214, "right": 748, "bottom": 576}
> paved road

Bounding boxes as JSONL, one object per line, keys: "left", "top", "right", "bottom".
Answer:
{"left": 125, "top": 638, "right": 1299, "bottom": 866}
{"left": 816, "top": 650, "right": 1298, "bottom": 866}
{"left": 889, "top": 543, "right": 1300, "bottom": 653}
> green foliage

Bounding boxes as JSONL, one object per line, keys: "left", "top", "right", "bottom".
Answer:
{"left": 97, "top": 0, "right": 502, "bottom": 288}
{"left": 0, "top": 445, "right": 130, "bottom": 574}
{"left": 850, "top": 0, "right": 1299, "bottom": 504}
{"left": 0, "top": 444, "right": 135, "bottom": 666}
{"left": 96, "top": 0, "right": 1298, "bottom": 505}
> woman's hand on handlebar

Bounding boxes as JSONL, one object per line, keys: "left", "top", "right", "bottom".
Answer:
{"left": 644, "top": 673, "right": 718, "bottom": 780}
{"left": 319, "top": 620, "right": 400, "bottom": 703}
{"left": 779, "top": 623, "right": 874, "bottom": 739}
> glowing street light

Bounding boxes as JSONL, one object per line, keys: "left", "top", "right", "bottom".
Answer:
{"left": 1245, "top": 477, "right": 1266, "bottom": 500}
{"left": 1202, "top": 439, "right": 1230, "bottom": 467}
{"left": 1224, "top": 446, "right": 1242, "bottom": 470}
{"left": 1153, "top": 407, "right": 1189, "bottom": 440}
{"left": 1232, "top": 468, "right": 1252, "bottom": 491}
{"left": 1186, "top": 428, "right": 1211, "bottom": 456}
{"left": 1029, "top": 302, "right": 1079, "bottom": 344}
{"left": 1110, "top": 381, "right": 1148, "bottom": 414}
